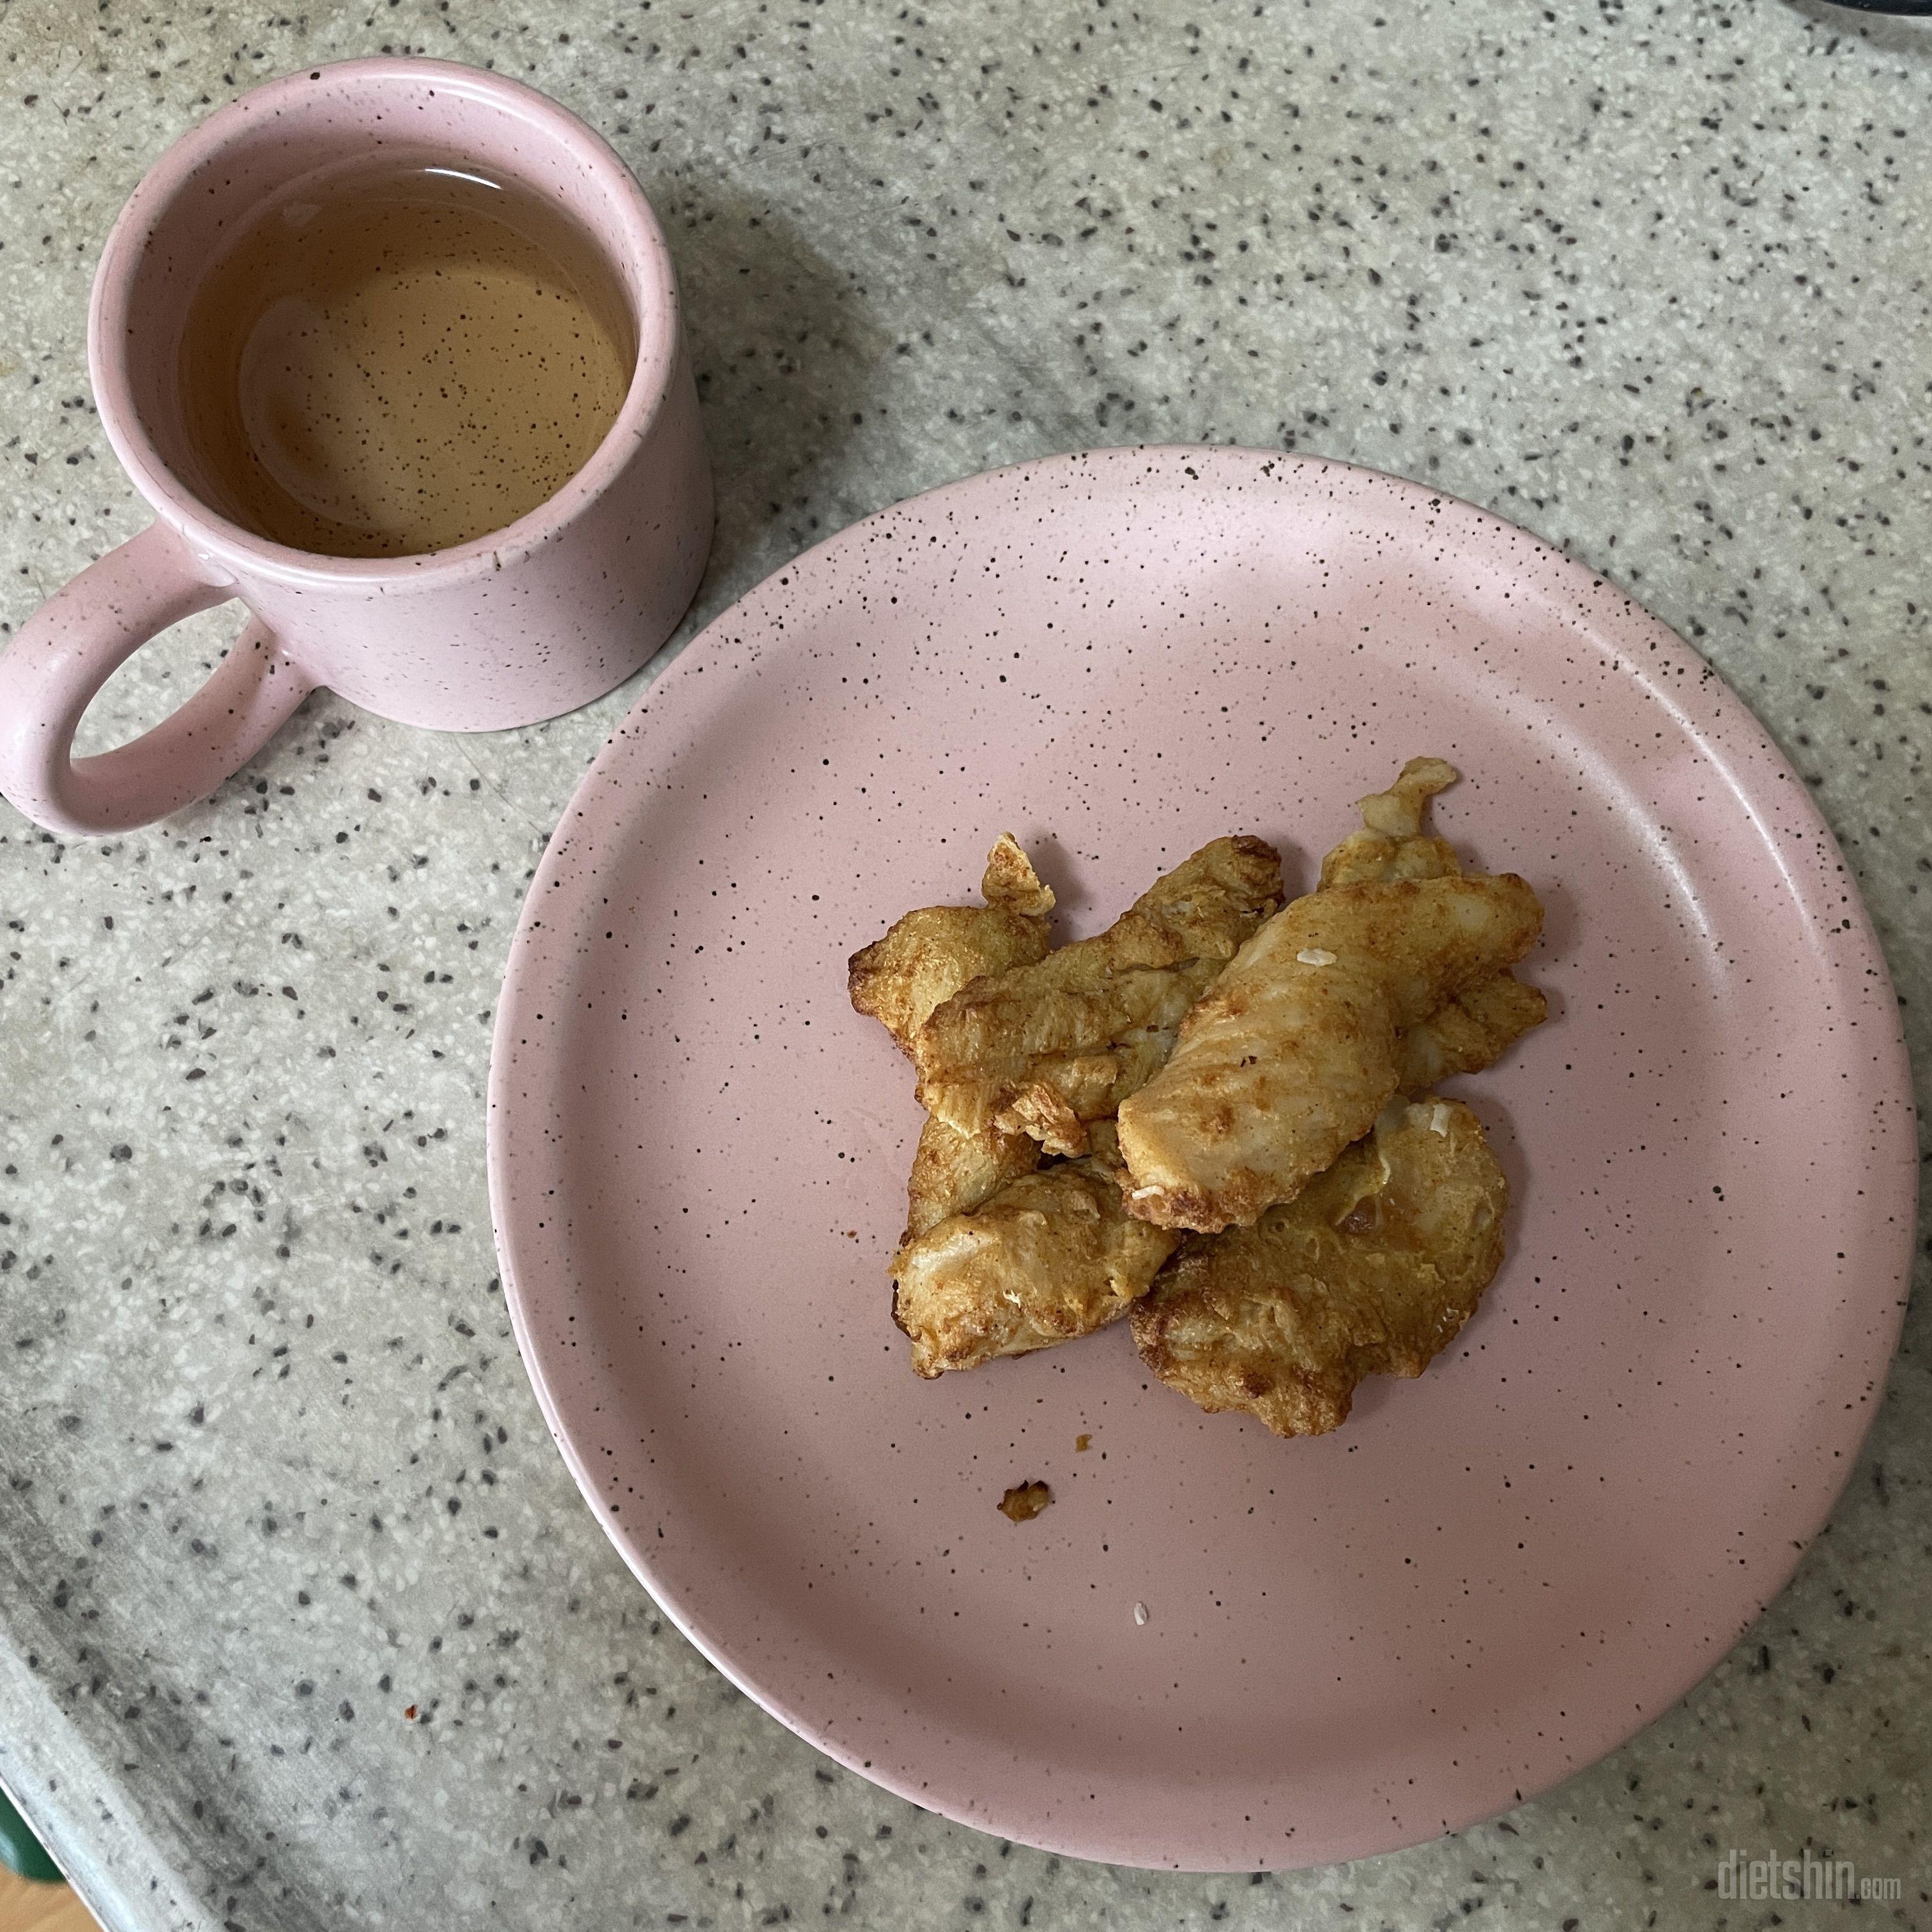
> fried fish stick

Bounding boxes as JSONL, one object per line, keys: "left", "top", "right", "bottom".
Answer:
{"left": 1117, "top": 758, "right": 1541, "bottom": 1231}
{"left": 1117, "top": 867, "right": 1540, "bottom": 1230}
{"left": 901, "top": 1114, "right": 1043, "bottom": 1244}
{"left": 891, "top": 1124, "right": 1181, "bottom": 1377}
{"left": 900, "top": 965, "right": 1538, "bottom": 1315}
{"left": 913, "top": 836, "right": 1284, "bottom": 1154}
{"left": 848, "top": 832, "right": 1056, "bottom": 1050}
{"left": 848, "top": 835, "right": 1056, "bottom": 1236}
{"left": 1321, "top": 756, "right": 1546, "bottom": 1092}
{"left": 1130, "top": 1098, "right": 1507, "bottom": 1436}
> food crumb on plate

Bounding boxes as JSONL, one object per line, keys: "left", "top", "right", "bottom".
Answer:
{"left": 1075, "top": 1432, "right": 1091, "bottom": 1452}
{"left": 1133, "top": 1602, "right": 1149, "bottom": 1627}
{"left": 997, "top": 1480, "right": 1052, "bottom": 1522}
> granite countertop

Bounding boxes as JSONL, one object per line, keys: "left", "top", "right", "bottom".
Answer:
{"left": 1, "top": 1, "right": 1926, "bottom": 1927}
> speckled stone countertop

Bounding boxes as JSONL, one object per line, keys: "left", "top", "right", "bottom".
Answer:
{"left": 0, "top": 2, "right": 1926, "bottom": 1928}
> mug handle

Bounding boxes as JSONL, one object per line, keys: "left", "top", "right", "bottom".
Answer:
{"left": 0, "top": 521, "right": 316, "bottom": 835}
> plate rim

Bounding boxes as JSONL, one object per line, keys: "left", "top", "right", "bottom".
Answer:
{"left": 486, "top": 442, "right": 1918, "bottom": 1871}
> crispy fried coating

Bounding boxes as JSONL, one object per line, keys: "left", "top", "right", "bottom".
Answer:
{"left": 1321, "top": 758, "right": 1546, "bottom": 1094}
{"left": 901, "top": 1114, "right": 1043, "bottom": 1244}
{"left": 1117, "top": 761, "right": 1543, "bottom": 1231}
{"left": 997, "top": 1481, "right": 1053, "bottom": 1522}
{"left": 890, "top": 1123, "right": 1181, "bottom": 1377}
{"left": 979, "top": 833, "right": 1057, "bottom": 916}
{"left": 1117, "top": 870, "right": 1541, "bottom": 1230}
{"left": 1397, "top": 972, "right": 1547, "bottom": 1093}
{"left": 1318, "top": 756, "right": 1462, "bottom": 887}
{"left": 848, "top": 833, "right": 1057, "bottom": 1052}
{"left": 912, "top": 836, "right": 1284, "bottom": 1154}
{"left": 893, "top": 962, "right": 1538, "bottom": 1349}
{"left": 848, "top": 835, "right": 1055, "bottom": 1238}
{"left": 1130, "top": 1098, "right": 1507, "bottom": 1436}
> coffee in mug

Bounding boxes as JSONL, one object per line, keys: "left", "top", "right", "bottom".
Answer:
{"left": 178, "top": 158, "right": 636, "bottom": 558}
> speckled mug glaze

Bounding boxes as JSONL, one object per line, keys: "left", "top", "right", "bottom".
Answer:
{"left": 488, "top": 445, "right": 1916, "bottom": 1873}
{"left": 0, "top": 57, "right": 711, "bottom": 836}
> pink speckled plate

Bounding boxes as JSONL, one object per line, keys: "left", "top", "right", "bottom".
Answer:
{"left": 486, "top": 447, "right": 1914, "bottom": 1872}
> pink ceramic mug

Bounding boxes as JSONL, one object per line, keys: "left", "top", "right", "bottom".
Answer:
{"left": 0, "top": 57, "right": 712, "bottom": 836}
